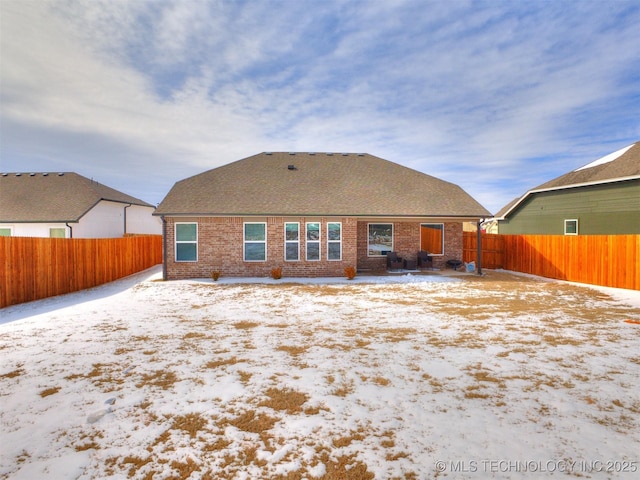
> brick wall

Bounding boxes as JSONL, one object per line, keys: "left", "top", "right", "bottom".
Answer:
{"left": 165, "top": 217, "right": 358, "bottom": 279}
{"left": 442, "top": 222, "right": 464, "bottom": 269}
{"left": 356, "top": 220, "right": 463, "bottom": 271}
{"left": 165, "top": 217, "right": 464, "bottom": 279}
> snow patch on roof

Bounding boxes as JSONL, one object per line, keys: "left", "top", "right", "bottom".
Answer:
{"left": 574, "top": 144, "right": 634, "bottom": 171}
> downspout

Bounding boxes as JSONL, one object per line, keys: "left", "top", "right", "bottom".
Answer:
{"left": 65, "top": 222, "right": 73, "bottom": 238}
{"left": 476, "top": 219, "right": 483, "bottom": 276}
{"left": 123, "top": 204, "right": 132, "bottom": 236}
{"left": 161, "top": 216, "right": 167, "bottom": 281}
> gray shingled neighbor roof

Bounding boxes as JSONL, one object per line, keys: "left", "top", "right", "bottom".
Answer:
{"left": 155, "top": 152, "right": 491, "bottom": 218}
{"left": 496, "top": 141, "right": 640, "bottom": 219}
{"left": 534, "top": 141, "right": 640, "bottom": 191}
{"left": 493, "top": 197, "right": 520, "bottom": 219}
{"left": 0, "top": 172, "right": 154, "bottom": 222}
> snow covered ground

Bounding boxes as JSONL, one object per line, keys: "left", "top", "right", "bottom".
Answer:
{"left": 1, "top": 266, "right": 639, "bottom": 479}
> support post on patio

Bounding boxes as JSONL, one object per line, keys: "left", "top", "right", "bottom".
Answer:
{"left": 161, "top": 216, "right": 168, "bottom": 281}
{"left": 476, "top": 220, "right": 483, "bottom": 275}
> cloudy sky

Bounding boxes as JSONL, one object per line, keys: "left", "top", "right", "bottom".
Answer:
{"left": 1, "top": 0, "right": 639, "bottom": 214}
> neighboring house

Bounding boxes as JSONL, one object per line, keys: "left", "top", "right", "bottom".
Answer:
{"left": 496, "top": 141, "right": 640, "bottom": 235}
{"left": 155, "top": 152, "right": 491, "bottom": 279}
{"left": 0, "top": 172, "right": 161, "bottom": 238}
{"left": 481, "top": 219, "right": 499, "bottom": 234}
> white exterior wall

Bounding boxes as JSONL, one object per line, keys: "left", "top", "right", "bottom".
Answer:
{"left": 1, "top": 223, "right": 70, "bottom": 237}
{"left": 1, "top": 201, "right": 161, "bottom": 238}
{"left": 125, "top": 204, "right": 162, "bottom": 235}
{"left": 73, "top": 201, "right": 127, "bottom": 238}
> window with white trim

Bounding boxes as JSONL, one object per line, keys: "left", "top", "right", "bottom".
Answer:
{"left": 368, "top": 223, "right": 393, "bottom": 256}
{"left": 0, "top": 227, "right": 13, "bottom": 237}
{"left": 175, "top": 223, "right": 197, "bottom": 261}
{"left": 564, "top": 219, "right": 578, "bottom": 235}
{"left": 244, "top": 222, "right": 267, "bottom": 261}
{"left": 306, "top": 222, "right": 320, "bottom": 261}
{"left": 50, "top": 227, "right": 66, "bottom": 238}
{"left": 327, "top": 222, "right": 342, "bottom": 260}
{"left": 285, "top": 222, "right": 299, "bottom": 261}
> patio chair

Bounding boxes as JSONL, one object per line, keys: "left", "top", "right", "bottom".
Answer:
{"left": 446, "top": 259, "right": 463, "bottom": 271}
{"left": 417, "top": 251, "right": 433, "bottom": 269}
{"left": 386, "top": 252, "right": 403, "bottom": 271}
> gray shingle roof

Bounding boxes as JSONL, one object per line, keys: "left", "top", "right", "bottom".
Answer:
{"left": 496, "top": 141, "right": 640, "bottom": 219}
{"left": 534, "top": 141, "right": 640, "bottom": 191}
{"left": 0, "top": 172, "right": 154, "bottom": 222}
{"left": 493, "top": 197, "right": 520, "bottom": 219}
{"left": 155, "top": 152, "right": 491, "bottom": 218}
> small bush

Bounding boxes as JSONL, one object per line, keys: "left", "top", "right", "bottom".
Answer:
{"left": 211, "top": 271, "right": 221, "bottom": 281}
{"left": 270, "top": 267, "right": 283, "bottom": 280}
{"left": 344, "top": 266, "right": 356, "bottom": 280}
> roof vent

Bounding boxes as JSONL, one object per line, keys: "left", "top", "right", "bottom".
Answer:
{"left": 289, "top": 152, "right": 296, "bottom": 155}
{"left": 357, "top": 153, "right": 365, "bottom": 156}
{"left": 30, "top": 173, "right": 36, "bottom": 176}
{"left": 2, "top": 173, "right": 7, "bottom": 177}
{"left": 58, "top": 172, "right": 64, "bottom": 176}
{"left": 15, "top": 173, "right": 21, "bottom": 176}
{"left": 309, "top": 152, "right": 315, "bottom": 155}
{"left": 288, "top": 165, "right": 296, "bottom": 170}
{"left": 265, "top": 152, "right": 272, "bottom": 155}
{"left": 43, "top": 173, "right": 49, "bottom": 176}
{"left": 342, "top": 153, "right": 348, "bottom": 156}
{"left": 326, "top": 152, "right": 333, "bottom": 156}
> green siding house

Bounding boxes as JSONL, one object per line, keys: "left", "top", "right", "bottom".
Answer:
{"left": 496, "top": 141, "right": 640, "bottom": 235}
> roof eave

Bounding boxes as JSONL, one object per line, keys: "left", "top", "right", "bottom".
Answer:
{"left": 154, "top": 212, "right": 491, "bottom": 219}
{"left": 0, "top": 219, "right": 80, "bottom": 224}
{"left": 100, "top": 198, "right": 155, "bottom": 208}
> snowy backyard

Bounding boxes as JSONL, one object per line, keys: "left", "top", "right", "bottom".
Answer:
{"left": 1, "top": 266, "right": 639, "bottom": 479}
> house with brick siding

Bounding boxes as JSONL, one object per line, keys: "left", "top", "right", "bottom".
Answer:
{"left": 154, "top": 152, "right": 491, "bottom": 279}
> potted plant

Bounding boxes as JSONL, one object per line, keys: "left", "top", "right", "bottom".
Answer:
{"left": 270, "top": 267, "right": 283, "bottom": 280}
{"left": 344, "top": 266, "right": 356, "bottom": 280}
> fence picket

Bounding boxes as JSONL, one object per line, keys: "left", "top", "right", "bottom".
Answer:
{"left": 1, "top": 236, "right": 162, "bottom": 308}
{"left": 464, "top": 232, "right": 638, "bottom": 290}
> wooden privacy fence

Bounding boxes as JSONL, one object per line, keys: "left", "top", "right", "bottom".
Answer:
{"left": 0, "top": 235, "right": 162, "bottom": 308}
{"left": 463, "top": 232, "right": 639, "bottom": 290}
{"left": 463, "top": 232, "right": 504, "bottom": 269}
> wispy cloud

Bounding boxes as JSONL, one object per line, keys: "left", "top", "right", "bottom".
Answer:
{"left": 1, "top": 0, "right": 639, "bottom": 211}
